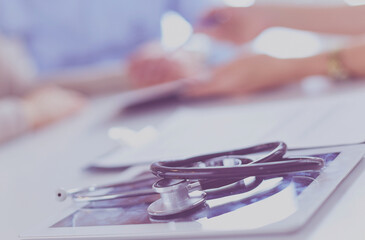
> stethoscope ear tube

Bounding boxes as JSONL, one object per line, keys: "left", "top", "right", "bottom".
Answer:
{"left": 150, "top": 142, "right": 324, "bottom": 179}
{"left": 152, "top": 142, "right": 286, "bottom": 168}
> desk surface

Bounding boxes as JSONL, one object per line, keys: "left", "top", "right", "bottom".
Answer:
{"left": 1, "top": 81, "right": 365, "bottom": 240}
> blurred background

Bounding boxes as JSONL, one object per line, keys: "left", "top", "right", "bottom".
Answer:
{"left": 2, "top": 0, "right": 365, "bottom": 239}
{"left": 1, "top": 0, "right": 365, "bottom": 144}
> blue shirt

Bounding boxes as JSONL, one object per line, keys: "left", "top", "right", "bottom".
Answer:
{"left": 0, "top": 0, "right": 218, "bottom": 73}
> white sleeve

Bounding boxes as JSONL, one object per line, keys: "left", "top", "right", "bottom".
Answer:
{"left": 0, "top": 98, "right": 29, "bottom": 143}
{"left": 0, "top": 35, "right": 37, "bottom": 97}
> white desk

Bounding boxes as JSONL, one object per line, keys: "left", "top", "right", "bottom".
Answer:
{"left": 1, "top": 81, "right": 365, "bottom": 240}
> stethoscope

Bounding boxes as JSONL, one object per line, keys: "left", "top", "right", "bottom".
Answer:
{"left": 57, "top": 142, "right": 324, "bottom": 217}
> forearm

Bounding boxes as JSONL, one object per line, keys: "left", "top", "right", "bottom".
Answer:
{"left": 38, "top": 64, "right": 129, "bottom": 95}
{"left": 282, "top": 40, "right": 365, "bottom": 81}
{"left": 283, "top": 54, "right": 327, "bottom": 81}
{"left": 260, "top": 5, "right": 365, "bottom": 35}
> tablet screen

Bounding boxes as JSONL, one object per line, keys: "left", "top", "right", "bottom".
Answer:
{"left": 52, "top": 152, "right": 339, "bottom": 229}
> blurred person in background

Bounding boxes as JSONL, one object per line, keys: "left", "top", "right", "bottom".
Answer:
{"left": 0, "top": 0, "right": 217, "bottom": 93}
{"left": 0, "top": 0, "right": 218, "bottom": 143}
{"left": 4, "top": 2, "right": 365, "bottom": 142}
{"left": 180, "top": 4, "right": 365, "bottom": 97}
{"left": 0, "top": 35, "right": 84, "bottom": 143}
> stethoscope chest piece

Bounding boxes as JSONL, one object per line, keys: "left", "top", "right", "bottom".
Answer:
{"left": 147, "top": 179, "right": 206, "bottom": 217}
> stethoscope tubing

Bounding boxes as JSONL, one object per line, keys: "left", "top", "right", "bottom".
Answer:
{"left": 57, "top": 175, "right": 157, "bottom": 202}
{"left": 151, "top": 157, "right": 324, "bottom": 179}
{"left": 151, "top": 142, "right": 324, "bottom": 179}
{"left": 72, "top": 188, "right": 156, "bottom": 203}
{"left": 153, "top": 142, "right": 286, "bottom": 168}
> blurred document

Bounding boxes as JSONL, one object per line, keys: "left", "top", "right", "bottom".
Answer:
{"left": 98, "top": 88, "right": 365, "bottom": 166}
{"left": 130, "top": 89, "right": 365, "bottom": 161}
{"left": 115, "top": 79, "right": 185, "bottom": 108}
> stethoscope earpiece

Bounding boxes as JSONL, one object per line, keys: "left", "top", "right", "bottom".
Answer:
{"left": 56, "top": 188, "right": 68, "bottom": 202}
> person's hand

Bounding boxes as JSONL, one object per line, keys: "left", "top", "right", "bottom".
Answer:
{"left": 126, "top": 43, "right": 203, "bottom": 88}
{"left": 197, "top": 7, "right": 271, "bottom": 45}
{"left": 22, "top": 87, "right": 86, "bottom": 129}
{"left": 184, "top": 54, "right": 295, "bottom": 97}
{"left": 127, "top": 55, "right": 187, "bottom": 88}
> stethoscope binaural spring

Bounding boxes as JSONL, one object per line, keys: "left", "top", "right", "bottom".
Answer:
{"left": 56, "top": 142, "right": 325, "bottom": 217}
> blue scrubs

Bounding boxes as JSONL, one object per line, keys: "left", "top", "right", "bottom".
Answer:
{"left": 0, "top": 0, "right": 217, "bottom": 73}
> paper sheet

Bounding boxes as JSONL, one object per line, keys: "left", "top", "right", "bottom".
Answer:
{"left": 125, "top": 89, "right": 365, "bottom": 163}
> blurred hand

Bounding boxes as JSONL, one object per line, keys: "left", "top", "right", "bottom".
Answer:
{"left": 197, "top": 7, "right": 270, "bottom": 45}
{"left": 127, "top": 55, "right": 187, "bottom": 88}
{"left": 22, "top": 87, "right": 86, "bottom": 128}
{"left": 126, "top": 43, "right": 203, "bottom": 88}
{"left": 184, "top": 54, "right": 293, "bottom": 97}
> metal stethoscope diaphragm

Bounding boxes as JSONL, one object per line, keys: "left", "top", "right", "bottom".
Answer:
{"left": 147, "top": 179, "right": 206, "bottom": 217}
{"left": 56, "top": 142, "right": 325, "bottom": 217}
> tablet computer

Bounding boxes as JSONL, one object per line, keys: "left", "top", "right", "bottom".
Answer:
{"left": 20, "top": 143, "right": 365, "bottom": 240}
